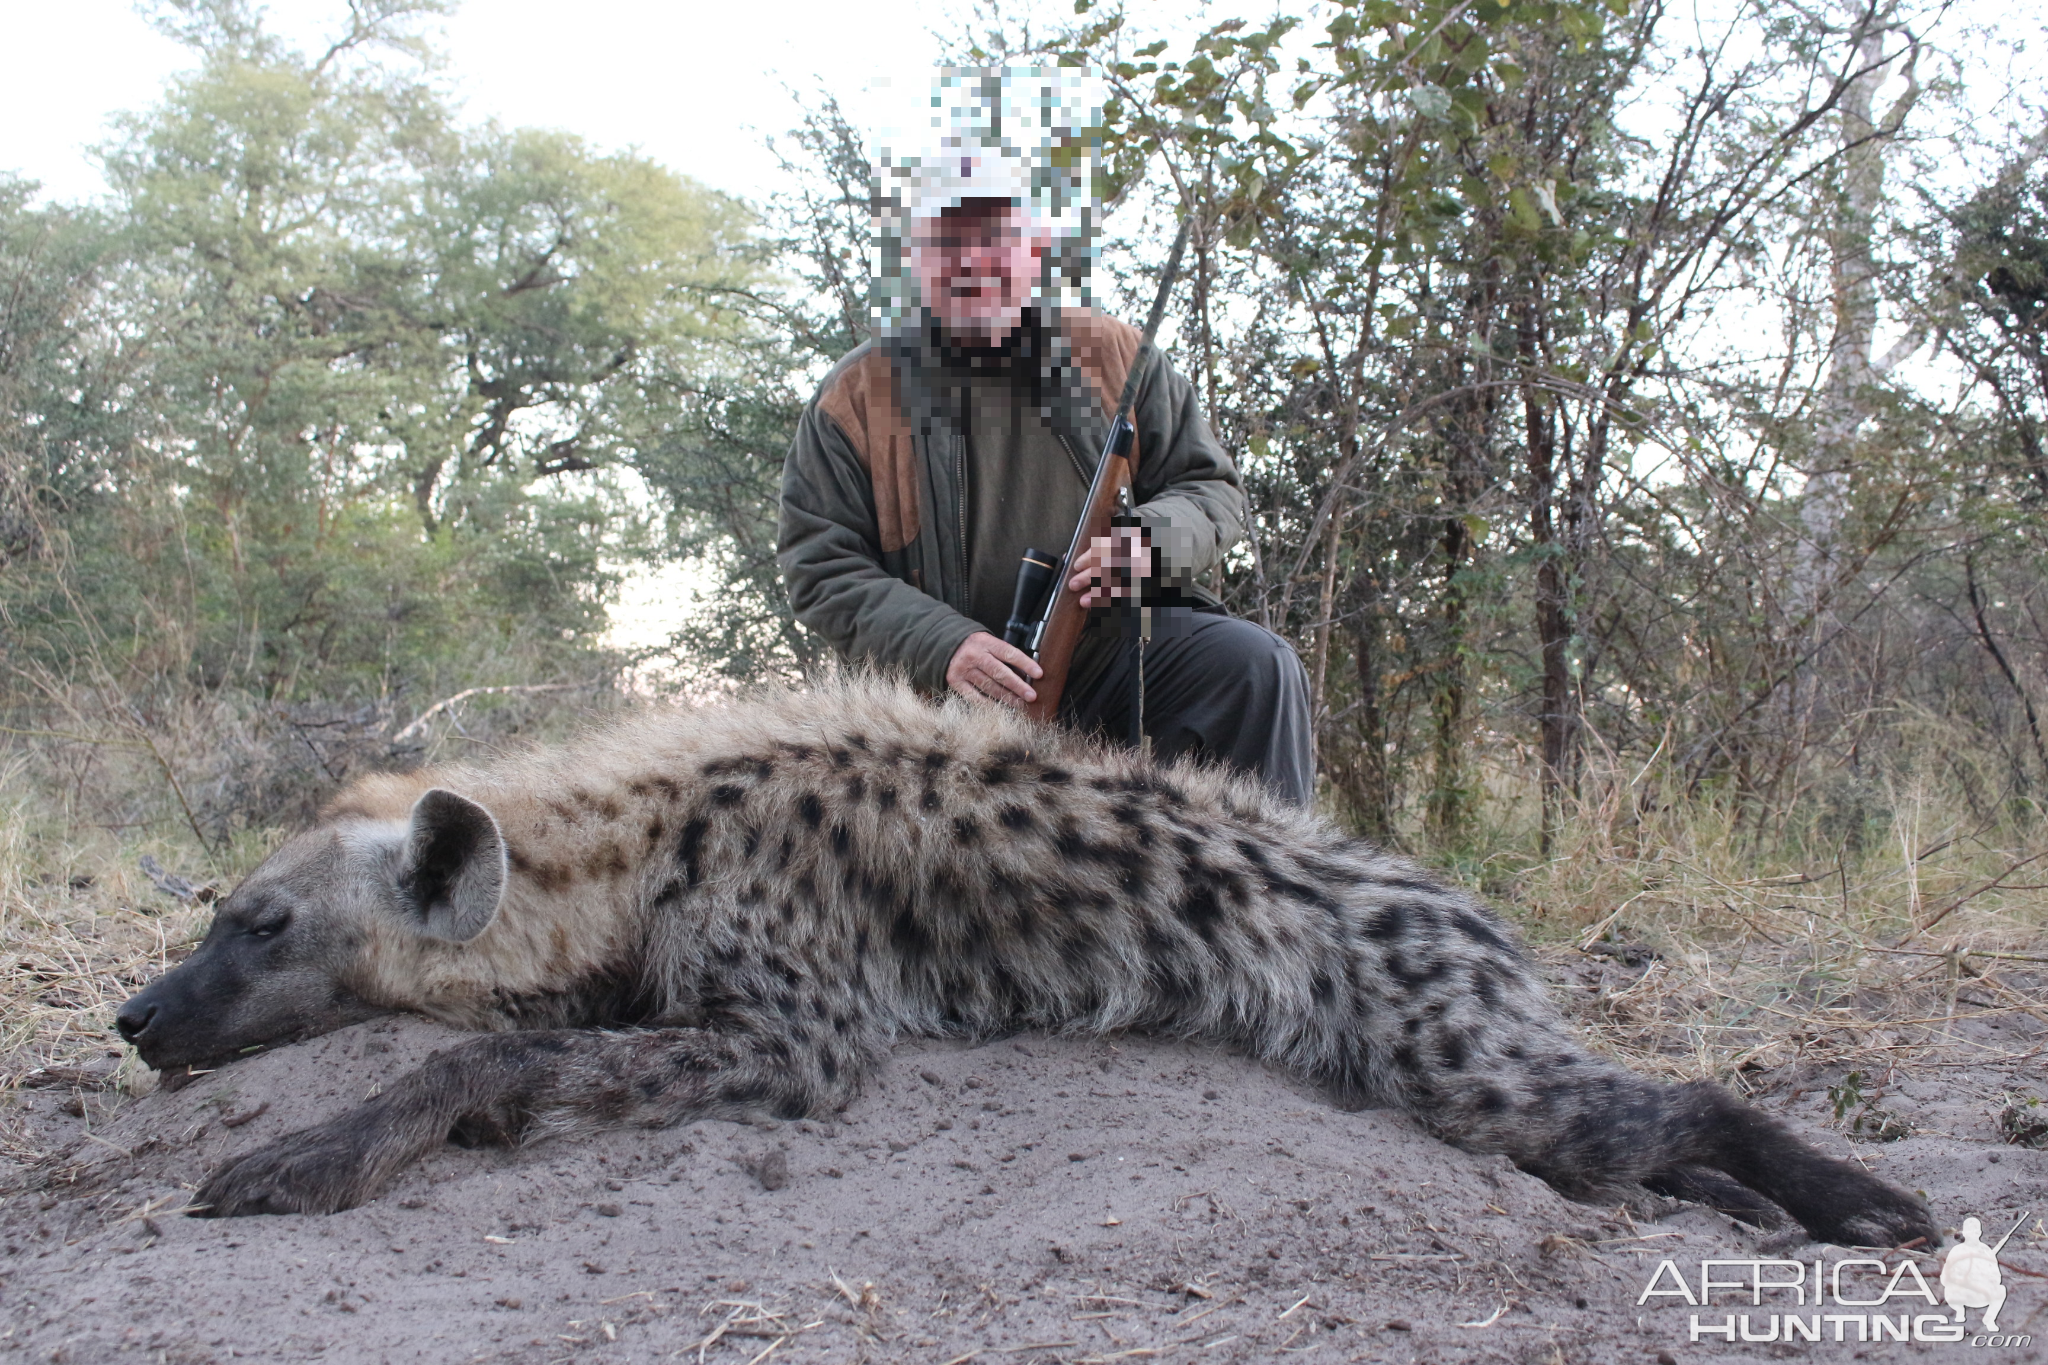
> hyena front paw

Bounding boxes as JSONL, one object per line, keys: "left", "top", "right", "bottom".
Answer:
{"left": 191, "top": 1122, "right": 382, "bottom": 1217}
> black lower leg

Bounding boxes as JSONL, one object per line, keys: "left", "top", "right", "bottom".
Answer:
{"left": 1674, "top": 1083, "right": 1933, "bottom": 1248}
{"left": 1644, "top": 1165, "right": 1785, "bottom": 1229}
{"left": 1443, "top": 1065, "right": 1934, "bottom": 1249}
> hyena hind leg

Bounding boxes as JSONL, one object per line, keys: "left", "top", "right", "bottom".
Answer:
{"left": 1426, "top": 1061, "right": 1934, "bottom": 1249}
{"left": 1642, "top": 1165, "right": 1786, "bottom": 1230}
{"left": 194, "top": 1024, "right": 869, "bottom": 1217}
{"left": 1661, "top": 1080, "right": 1935, "bottom": 1248}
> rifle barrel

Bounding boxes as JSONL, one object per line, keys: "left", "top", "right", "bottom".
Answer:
{"left": 1028, "top": 215, "right": 1196, "bottom": 649}
{"left": 1991, "top": 1210, "right": 2033, "bottom": 1255}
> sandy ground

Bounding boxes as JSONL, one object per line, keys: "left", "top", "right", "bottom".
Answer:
{"left": 2, "top": 961, "right": 2045, "bottom": 1365}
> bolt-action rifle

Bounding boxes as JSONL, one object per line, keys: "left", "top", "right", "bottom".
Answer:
{"left": 1002, "top": 215, "right": 1194, "bottom": 727}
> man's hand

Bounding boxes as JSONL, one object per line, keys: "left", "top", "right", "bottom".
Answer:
{"left": 947, "top": 631, "right": 1043, "bottom": 708}
{"left": 1066, "top": 526, "right": 1153, "bottom": 610}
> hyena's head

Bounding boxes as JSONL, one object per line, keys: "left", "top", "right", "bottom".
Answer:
{"left": 115, "top": 788, "right": 508, "bottom": 1071}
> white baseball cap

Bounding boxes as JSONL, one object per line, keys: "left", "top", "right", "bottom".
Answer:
{"left": 875, "top": 66, "right": 1102, "bottom": 229}
{"left": 901, "top": 142, "right": 1035, "bottom": 220}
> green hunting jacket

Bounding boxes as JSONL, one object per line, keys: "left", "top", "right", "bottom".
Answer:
{"left": 776, "top": 308, "right": 1246, "bottom": 698}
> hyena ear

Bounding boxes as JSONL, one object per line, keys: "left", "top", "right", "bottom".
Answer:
{"left": 398, "top": 788, "right": 507, "bottom": 943}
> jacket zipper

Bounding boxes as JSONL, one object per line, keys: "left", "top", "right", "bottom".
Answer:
{"left": 1056, "top": 432, "right": 1093, "bottom": 487}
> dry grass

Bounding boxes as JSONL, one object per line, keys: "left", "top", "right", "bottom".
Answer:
{"left": 0, "top": 759, "right": 213, "bottom": 1166}
{"left": 1465, "top": 740, "right": 2048, "bottom": 1103}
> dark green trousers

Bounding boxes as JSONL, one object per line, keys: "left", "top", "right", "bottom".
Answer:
{"left": 1062, "top": 605, "right": 1314, "bottom": 807}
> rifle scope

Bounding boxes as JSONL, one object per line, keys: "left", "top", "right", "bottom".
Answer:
{"left": 1003, "top": 547, "right": 1063, "bottom": 654}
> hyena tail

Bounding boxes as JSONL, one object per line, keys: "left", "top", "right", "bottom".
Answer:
{"left": 1428, "top": 1061, "right": 1934, "bottom": 1249}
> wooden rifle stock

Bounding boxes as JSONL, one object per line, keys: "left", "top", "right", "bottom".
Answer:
{"left": 1023, "top": 430, "right": 1134, "bottom": 724}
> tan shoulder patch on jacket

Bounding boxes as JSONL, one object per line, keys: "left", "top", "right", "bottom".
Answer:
{"left": 819, "top": 351, "right": 919, "bottom": 554}
{"left": 1061, "top": 309, "right": 1143, "bottom": 411}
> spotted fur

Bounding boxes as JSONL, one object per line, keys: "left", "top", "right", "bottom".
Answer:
{"left": 115, "top": 678, "right": 1932, "bottom": 1246}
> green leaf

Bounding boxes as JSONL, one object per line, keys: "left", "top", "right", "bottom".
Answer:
{"left": 1508, "top": 186, "right": 1541, "bottom": 231}
{"left": 1410, "top": 84, "right": 1453, "bottom": 122}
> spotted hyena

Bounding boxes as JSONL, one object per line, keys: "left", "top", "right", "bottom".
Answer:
{"left": 115, "top": 679, "right": 1931, "bottom": 1246}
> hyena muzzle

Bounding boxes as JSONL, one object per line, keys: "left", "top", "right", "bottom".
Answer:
{"left": 114, "top": 679, "right": 1933, "bottom": 1247}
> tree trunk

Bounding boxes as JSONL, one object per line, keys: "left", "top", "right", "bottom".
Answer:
{"left": 1348, "top": 607, "right": 1395, "bottom": 843}
{"left": 1798, "top": 1, "right": 1918, "bottom": 611}
{"left": 1425, "top": 277, "right": 1499, "bottom": 852}
{"left": 1522, "top": 299, "right": 1576, "bottom": 854}
{"left": 1426, "top": 506, "right": 1473, "bottom": 850}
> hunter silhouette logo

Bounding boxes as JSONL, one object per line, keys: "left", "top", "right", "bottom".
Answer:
{"left": 1943, "top": 1214, "right": 2027, "bottom": 1332}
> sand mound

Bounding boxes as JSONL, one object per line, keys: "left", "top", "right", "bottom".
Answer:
{"left": 1, "top": 1015, "right": 2041, "bottom": 1363}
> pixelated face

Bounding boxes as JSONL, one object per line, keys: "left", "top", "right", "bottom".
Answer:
{"left": 911, "top": 199, "right": 1050, "bottom": 342}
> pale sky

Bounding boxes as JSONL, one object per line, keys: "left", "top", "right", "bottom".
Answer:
{"left": 0, "top": 0, "right": 961, "bottom": 206}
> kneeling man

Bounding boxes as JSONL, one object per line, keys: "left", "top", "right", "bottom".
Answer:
{"left": 777, "top": 68, "right": 1311, "bottom": 804}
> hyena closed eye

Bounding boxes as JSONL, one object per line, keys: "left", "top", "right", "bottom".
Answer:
{"left": 115, "top": 680, "right": 1932, "bottom": 1248}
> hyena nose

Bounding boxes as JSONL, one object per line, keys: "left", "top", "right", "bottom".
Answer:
{"left": 114, "top": 1000, "right": 159, "bottom": 1043}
